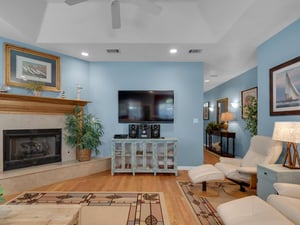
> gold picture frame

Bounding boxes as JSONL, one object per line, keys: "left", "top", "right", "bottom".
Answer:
{"left": 241, "top": 87, "right": 257, "bottom": 119}
{"left": 4, "top": 43, "right": 61, "bottom": 92}
{"left": 203, "top": 102, "right": 209, "bottom": 120}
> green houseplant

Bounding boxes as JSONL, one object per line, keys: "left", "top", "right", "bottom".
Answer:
{"left": 64, "top": 106, "right": 104, "bottom": 161}
{"left": 205, "top": 121, "right": 222, "bottom": 133}
{"left": 25, "top": 81, "right": 44, "bottom": 96}
{"left": 243, "top": 96, "right": 257, "bottom": 136}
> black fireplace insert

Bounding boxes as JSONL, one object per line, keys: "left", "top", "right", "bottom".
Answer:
{"left": 3, "top": 129, "right": 62, "bottom": 171}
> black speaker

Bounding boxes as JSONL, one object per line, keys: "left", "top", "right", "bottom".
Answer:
{"left": 138, "top": 124, "right": 151, "bottom": 138}
{"left": 128, "top": 124, "right": 138, "bottom": 138}
{"left": 151, "top": 124, "right": 160, "bottom": 138}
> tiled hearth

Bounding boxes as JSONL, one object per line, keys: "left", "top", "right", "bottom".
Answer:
{"left": 0, "top": 94, "right": 111, "bottom": 195}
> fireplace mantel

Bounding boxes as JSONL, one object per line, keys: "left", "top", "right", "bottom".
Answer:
{"left": 0, "top": 93, "right": 90, "bottom": 114}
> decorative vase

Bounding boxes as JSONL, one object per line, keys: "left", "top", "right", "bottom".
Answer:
{"left": 33, "top": 91, "right": 41, "bottom": 96}
{"left": 77, "top": 149, "right": 91, "bottom": 162}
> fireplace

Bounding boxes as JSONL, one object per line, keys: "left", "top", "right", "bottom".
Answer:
{"left": 3, "top": 129, "right": 62, "bottom": 171}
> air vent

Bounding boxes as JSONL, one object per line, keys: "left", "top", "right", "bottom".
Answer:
{"left": 188, "top": 49, "right": 202, "bottom": 54}
{"left": 106, "top": 49, "right": 120, "bottom": 54}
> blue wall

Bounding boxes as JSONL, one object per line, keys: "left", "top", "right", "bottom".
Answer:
{"left": 0, "top": 37, "right": 89, "bottom": 99}
{"left": 88, "top": 62, "right": 204, "bottom": 166}
{"left": 204, "top": 18, "right": 300, "bottom": 160}
{"left": 257, "top": 18, "right": 300, "bottom": 135}
{"left": 204, "top": 68, "right": 257, "bottom": 157}
{"left": 0, "top": 37, "right": 204, "bottom": 167}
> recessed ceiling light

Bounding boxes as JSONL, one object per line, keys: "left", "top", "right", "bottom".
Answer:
{"left": 81, "top": 52, "right": 89, "bottom": 57}
{"left": 204, "top": 79, "right": 210, "bottom": 83}
{"left": 169, "top": 48, "right": 178, "bottom": 54}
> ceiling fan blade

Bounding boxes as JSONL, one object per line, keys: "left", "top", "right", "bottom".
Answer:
{"left": 64, "top": 0, "right": 88, "bottom": 6}
{"left": 111, "top": 0, "right": 121, "bottom": 29}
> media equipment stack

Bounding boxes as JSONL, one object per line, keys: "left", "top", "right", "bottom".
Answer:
{"left": 128, "top": 124, "right": 160, "bottom": 139}
{"left": 151, "top": 124, "right": 160, "bottom": 138}
{"left": 128, "top": 124, "right": 138, "bottom": 138}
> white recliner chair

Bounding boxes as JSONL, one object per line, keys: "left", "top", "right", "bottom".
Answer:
{"left": 215, "top": 135, "right": 282, "bottom": 191}
{"left": 217, "top": 183, "right": 300, "bottom": 225}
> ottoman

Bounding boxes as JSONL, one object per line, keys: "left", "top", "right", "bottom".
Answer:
{"left": 188, "top": 164, "right": 224, "bottom": 191}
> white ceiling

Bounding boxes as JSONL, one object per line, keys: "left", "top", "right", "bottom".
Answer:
{"left": 0, "top": 0, "right": 299, "bottom": 91}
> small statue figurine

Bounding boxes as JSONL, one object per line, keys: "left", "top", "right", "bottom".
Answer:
{"left": 60, "top": 90, "right": 66, "bottom": 98}
{"left": 76, "top": 84, "right": 83, "bottom": 100}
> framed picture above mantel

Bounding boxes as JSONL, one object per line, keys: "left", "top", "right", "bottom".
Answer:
{"left": 4, "top": 43, "right": 61, "bottom": 92}
{"left": 270, "top": 56, "right": 300, "bottom": 115}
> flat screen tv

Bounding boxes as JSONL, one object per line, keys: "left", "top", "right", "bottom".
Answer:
{"left": 118, "top": 90, "right": 174, "bottom": 123}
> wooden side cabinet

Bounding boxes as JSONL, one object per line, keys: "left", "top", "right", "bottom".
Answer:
{"left": 111, "top": 138, "right": 178, "bottom": 176}
{"left": 206, "top": 131, "right": 235, "bottom": 157}
{"left": 257, "top": 164, "right": 300, "bottom": 200}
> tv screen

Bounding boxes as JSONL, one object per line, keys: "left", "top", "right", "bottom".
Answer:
{"left": 118, "top": 90, "right": 174, "bottom": 123}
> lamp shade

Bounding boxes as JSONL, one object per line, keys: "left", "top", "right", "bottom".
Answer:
{"left": 221, "top": 112, "right": 233, "bottom": 122}
{"left": 272, "top": 122, "right": 300, "bottom": 143}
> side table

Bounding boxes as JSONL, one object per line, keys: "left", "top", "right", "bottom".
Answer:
{"left": 257, "top": 164, "right": 300, "bottom": 200}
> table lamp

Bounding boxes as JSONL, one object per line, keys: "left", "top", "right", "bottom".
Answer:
{"left": 272, "top": 122, "right": 300, "bottom": 169}
{"left": 221, "top": 112, "right": 233, "bottom": 131}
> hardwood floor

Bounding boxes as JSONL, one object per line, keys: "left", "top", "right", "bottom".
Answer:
{"left": 6, "top": 149, "right": 219, "bottom": 225}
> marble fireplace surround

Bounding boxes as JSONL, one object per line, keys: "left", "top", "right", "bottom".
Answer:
{"left": 0, "top": 94, "right": 111, "bottom": 195}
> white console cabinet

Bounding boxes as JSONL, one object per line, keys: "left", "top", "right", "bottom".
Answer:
{"left": 111, "top": 138, "right": 177, "bottom": 176}
{"left": 257, "top": 164, "right": 300, "bottom": 200}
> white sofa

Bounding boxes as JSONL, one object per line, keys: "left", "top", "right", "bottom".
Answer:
{"left": 217, "top": 183, "right": 300, "bottom": 225}
{"left": 215, "top": 135, "right": 282, "bottom": 190}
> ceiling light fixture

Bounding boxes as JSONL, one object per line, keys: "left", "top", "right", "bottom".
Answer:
{"left": 81, "top": 52, "right": 89, "bottom": 57}
{"left": 169, "top": 49, "right": 178, "bottom": 54}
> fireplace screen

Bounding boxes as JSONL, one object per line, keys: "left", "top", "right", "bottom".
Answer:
{"left": 3, "top": 129, "right": 62, "bottom": 171}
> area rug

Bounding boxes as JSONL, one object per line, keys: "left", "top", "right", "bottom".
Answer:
{"left": 177, "top": 180, "right": 256, "bottom": 225}
{"left": 6, "top": 191, "right": 170, "bottom": 225}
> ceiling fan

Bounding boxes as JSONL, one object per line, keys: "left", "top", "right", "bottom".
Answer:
{"left": 64, "top": 0, "right": 162, "bottom": 29}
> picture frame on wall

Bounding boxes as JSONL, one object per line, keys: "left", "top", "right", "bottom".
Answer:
{"left": 270, "top": 56, "right": 300, "bottom": 115}
{"left": 241, "top": 87, "right": 257, "bottom": 119}
{"left": 4, "top": 43, "right": 61, "bottom": 92}
{"left": 203, "top": 102, "right": 209, "bottom": 120}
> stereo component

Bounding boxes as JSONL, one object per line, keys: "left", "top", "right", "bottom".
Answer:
{"left": 151, "top": 124, "right": 160, "bottom": 138}
{"left": 128, "top": 124, "right": 138, "bottom": 138}
{"left": 138, "top": 124, "right": 151, "bottom": 138}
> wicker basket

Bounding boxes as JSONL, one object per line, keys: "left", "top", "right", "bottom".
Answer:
{"left": 77, "top": 149, "right": 91, "bottom": 162}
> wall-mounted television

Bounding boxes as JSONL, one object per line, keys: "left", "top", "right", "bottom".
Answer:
{"left": 118, "top": 90, "right": 174, "bottom": 123}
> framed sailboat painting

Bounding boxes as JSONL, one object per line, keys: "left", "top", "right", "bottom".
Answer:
{"left": 270, "top": 56, "right": 300, "bottom": 115}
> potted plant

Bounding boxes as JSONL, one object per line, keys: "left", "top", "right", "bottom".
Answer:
{"left": 205, "top": 121, "right": 222, "bottom": 133}
{"left": 243, "top": 96, "right": 257, "bottom": 136}
{"left": 0, "top": 187, "right": 4, "bottom": 203}
{"left": 25, "top": 81, "right": 44, "bottom": 96}
{"left": 64, "top": 106, "right": 104, "bottom": 161}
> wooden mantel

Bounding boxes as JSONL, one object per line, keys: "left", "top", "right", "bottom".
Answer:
{"left": 0, "top": 93, "right": 90, "bottom": 114}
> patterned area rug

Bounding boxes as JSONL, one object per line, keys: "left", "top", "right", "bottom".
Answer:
{"left": 177, "top": 180, "right": 256, "bottom": 225}
{"left": 7, "top": 191, "right": 170, "bottom": 225}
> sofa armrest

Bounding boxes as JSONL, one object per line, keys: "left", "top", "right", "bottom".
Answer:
{"left": 218, "top": 157, "right": 242, "bottom": 166}
{"left": 236, "top": 167, "right": 257, "bottom": 174}
{"left": 274, "top": 183, "right": 300, "bottom": 199}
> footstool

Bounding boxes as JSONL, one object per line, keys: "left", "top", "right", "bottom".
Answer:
{"left": 188, "top": 164, "right": 224, "bottom": 191}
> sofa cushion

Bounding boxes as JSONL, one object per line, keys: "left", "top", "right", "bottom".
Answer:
{"left": 241, "top": 136, "right": 282, "bottom": 167}
{"left": 215, "top": 162, "right": 250, "bottom": 183}
{"left": 267, "top": 194, "right": 300, "bottom": 225}
{"left": 274, "top": 183, "right": 300, "bottom": 199}
{"left": 217, "top": 195, "right": 294, "bottom": 225}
